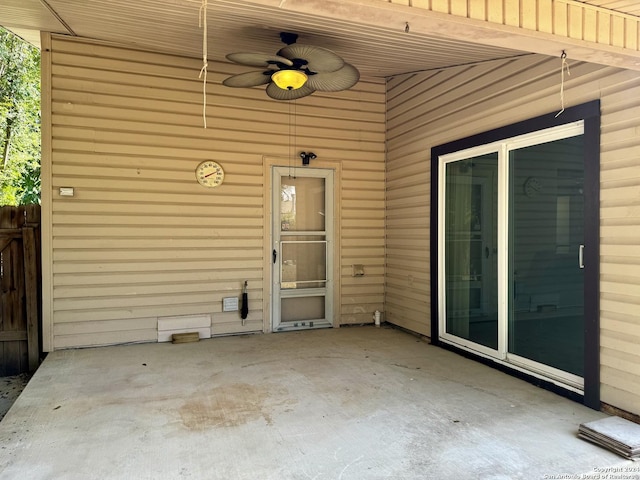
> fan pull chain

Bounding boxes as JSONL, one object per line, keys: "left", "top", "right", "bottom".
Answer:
{"left": 555, "top": 51, "right": 570, "bottom": 118}
{"left": 289, "top": 100, "right": 297, "bottom": 179}
{"left": 293, "top": 99, "right": 297, "bottom": 179}
{"left": 199, "top": 0, "right": 209, "bottom": 128}
{"left": 288, "top": 100, "right": 292, "bottom": 178}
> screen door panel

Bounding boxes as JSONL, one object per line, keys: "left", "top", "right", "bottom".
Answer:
{"left": 272, "top": 168, "right": 334, "bottom": 331}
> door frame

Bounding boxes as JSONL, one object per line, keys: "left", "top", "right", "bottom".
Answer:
{"left": 430, "top": 101, "right": 601, "bottom": 409}
{"left": 262, "top": 157, "right": 342, "bottom": 333}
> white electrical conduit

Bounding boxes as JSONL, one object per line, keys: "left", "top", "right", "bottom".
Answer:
{"left": 199, "top": 0, "right": 209, "bottom": 128}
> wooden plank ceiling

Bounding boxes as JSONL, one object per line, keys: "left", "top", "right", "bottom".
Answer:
{"left": 2, "top": 0, "right": 529, "bottom": 78}
{"left": 1, "top": 0, "right": 640, "bottom": 76}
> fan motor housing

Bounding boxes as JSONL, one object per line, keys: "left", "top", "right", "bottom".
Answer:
{"left": 280, "top": 32, "right": 298, "bottom": 45}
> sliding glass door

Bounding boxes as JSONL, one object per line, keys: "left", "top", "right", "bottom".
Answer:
{"left": 439, "top": 122, "right": 586, "bottom": 389}
{"left": 508, "top": 136, "right": 584, "bottom": 380}
{"left": 444, "top": 152, "right": 498, "bottom": 352}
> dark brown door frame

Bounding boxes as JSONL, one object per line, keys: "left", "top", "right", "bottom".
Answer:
{"left": 430, "top": 100, "right": 601, "bottom": 410}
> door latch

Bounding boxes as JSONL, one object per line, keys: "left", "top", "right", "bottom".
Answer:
{"left": 273, "top": 249, "right": 277, "bottom": 264}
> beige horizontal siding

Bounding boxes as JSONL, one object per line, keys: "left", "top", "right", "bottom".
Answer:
{"left": 385, "top": 53, "right": 640, "bottom": 413}
{"left": 44, "top": 35, "right": 386, "bottom": 349}
{"left": 387, "top": 0, "right": 640, "bottom": 50}
{"left": 599, "top": 72, "right": 640, "bottom": 412}
{"left": 595, "top": 59, "right": 640, "bottom": 412}
{"left": 341, "top": 158, "right": 386, "bottom": 323}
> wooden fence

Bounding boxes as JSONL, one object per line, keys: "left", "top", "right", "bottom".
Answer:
{"left": 0, "top": 205, "right": 41, "bottom": 376}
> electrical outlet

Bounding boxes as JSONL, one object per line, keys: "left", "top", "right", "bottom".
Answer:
{"left": 352, "top": 264, "right": 365, "bottom": 277}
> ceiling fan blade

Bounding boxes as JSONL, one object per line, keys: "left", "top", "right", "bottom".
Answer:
{"left": 223, "top": 71, "right": 272, "bottom": 88}
{"left": 266, "top": 82, "right": 315, "bottom": 101}
{"left": 226, "top": 52, "right": 293, "bottom": 68}
{"left": 306, "top": 63, "right": 360, "bottom": 92}
{"left": 278, "top": 44, "right": 344, "bottom": 73}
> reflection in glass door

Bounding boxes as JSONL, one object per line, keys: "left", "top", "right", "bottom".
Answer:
{"left": 444, "top": 153, "right": 498, "bottom": 351}
{"left": 508, "top": 136, "right": 584, "bottom": 379}
{"left": 439, "top": 122, "right": 586, "bottom": 389}
{"left": 272, "top": 167, "right": 334, "bottom": 331}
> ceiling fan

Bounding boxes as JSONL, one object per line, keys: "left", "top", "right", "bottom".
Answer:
{"left": 222, "top": 32, "right": 360, "bottom": 101}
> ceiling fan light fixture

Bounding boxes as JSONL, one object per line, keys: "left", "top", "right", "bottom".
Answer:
{"left": 272, "top": 70, "right": 308, "bottom": 90}
{"left": 224, "top": 32, "right": 359, "bottom": 100}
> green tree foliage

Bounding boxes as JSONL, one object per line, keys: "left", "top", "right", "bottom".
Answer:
{"left": 0, "top": 27, "right": 40, "bottom": 205}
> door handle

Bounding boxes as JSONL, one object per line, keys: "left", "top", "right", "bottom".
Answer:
{"left": 579, "top": 244, "right": 585, "bottom": 269}
{"left": 273, "top": 249, "right": 277, "bottom": 264}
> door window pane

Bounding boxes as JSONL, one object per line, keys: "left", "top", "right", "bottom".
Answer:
{"left": 281, "top": 177, "right": 325, "bottom": 232}
{"left": 509, "top": 136, "right": 584, "bottom": 376}
{"left": 281, "top": 241, "right": 326, "bottom": 289}
{"left": 445, "top": 153, "right": 499, "bottom": 349}
{"left": 281, "top": 296, "right": 325, "bottom": 322}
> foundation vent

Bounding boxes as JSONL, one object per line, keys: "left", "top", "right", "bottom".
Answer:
{"left": 157, "top": 314, "right": 212, "bottom": 343}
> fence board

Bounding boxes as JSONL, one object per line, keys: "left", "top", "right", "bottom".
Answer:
{"left": 0, "top": 205, "right": 41, "bottom": 376}
{"left": 23, "top": 227, "right": 39, "bottom": 370}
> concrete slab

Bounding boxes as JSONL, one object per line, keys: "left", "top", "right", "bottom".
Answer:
{"left": 0, "top": 326, "right": 634, "bottom": 479}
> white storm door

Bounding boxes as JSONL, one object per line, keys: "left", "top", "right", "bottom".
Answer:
{"left": 272, "top": 167, "right": 334, "bottom": 331}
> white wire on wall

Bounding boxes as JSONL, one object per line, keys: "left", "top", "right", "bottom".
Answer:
{"left": 199, "top": 0, "right": 209, "bottom": 128}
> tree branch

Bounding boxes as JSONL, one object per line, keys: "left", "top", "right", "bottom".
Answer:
{"left": 2, "top": 117, "right": 13, "bottom": 170}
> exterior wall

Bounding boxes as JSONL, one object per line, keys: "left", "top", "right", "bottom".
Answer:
{"left": 385, "top": 0, "right": 640, "bottom": 51}
{"left": 385, "top": 54, "right": 640, "bottom": 414}
{"left": 42, "top": 35, "right": 386, "bottom": 350}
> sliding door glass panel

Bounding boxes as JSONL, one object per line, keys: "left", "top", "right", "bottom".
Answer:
{"left": 445, "top": 153, "right": 499, "bottom": 349}
{"left": 508, "top": 136, "right": 584, "bottom": 376}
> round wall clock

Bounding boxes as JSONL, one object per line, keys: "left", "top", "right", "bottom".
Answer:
{"left": 196, "top": 161, "right": 224, "bottom": 188}
{"left": 523, "top": 176, "right": 542, "bottom": 197}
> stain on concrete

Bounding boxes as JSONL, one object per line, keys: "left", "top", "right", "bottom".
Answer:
{"left": 179, "top": 383, "right": 292, "bottom": 430}
{"left": 0, "top": 373, "right": 31, "bottom": 421}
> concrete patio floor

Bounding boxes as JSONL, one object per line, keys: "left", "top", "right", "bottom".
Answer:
{"left": 0, "top": 325, "right": 634, "bottom": 479}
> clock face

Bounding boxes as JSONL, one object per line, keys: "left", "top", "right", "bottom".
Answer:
{"left": 196, "top": 161, "right": 224, "bottom": 188}
{"left": 524, "top": 176, "right": 542, "bottom": 197}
